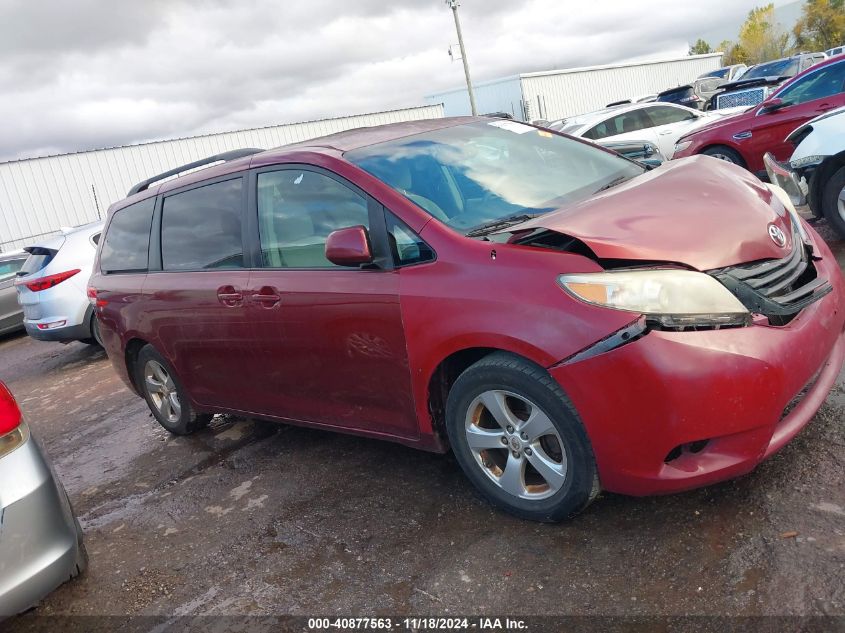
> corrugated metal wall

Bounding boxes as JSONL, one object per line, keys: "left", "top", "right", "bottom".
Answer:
{"left": 0, "top": 104, "right": 445, "bottom": 252}
{"left": 520, "top": 54, "right": 723, "bottom": 122}
{"left": 426, "top": 76, "right": 525, "bottom": 120}
{"left": 427, "top": 54, "right": 723, "bottom": 121}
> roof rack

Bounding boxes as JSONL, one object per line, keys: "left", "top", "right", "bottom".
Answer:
{"left": 127, "top": 148, "right": 264, "bottom": 196}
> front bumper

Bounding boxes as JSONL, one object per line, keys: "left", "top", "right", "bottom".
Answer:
{"left": 0, "top": 426, "right": 86, "bottom": 617}
{"left": 550, "top": 237, "right": 845, "bottom": 496}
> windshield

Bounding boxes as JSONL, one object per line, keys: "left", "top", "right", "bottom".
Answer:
{"left": 743, "top": 59, "right": 799, "bottom": 79}
{"left": 702, "top": 68, "right": 729, "bottom": 79}
{"left": 345, "top": 120, "right": 644, "bottom": 234}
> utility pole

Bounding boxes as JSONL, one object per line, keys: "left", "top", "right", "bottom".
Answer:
{"left": 446, "top": 0, "right": 477, "bottom": 115}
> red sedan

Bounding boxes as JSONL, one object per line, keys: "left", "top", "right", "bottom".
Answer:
{"left": 673, "top": 55, "right": 845, "bottom": 176}
{"left": 89, "top": 118, "right": 845, "bottom": 522}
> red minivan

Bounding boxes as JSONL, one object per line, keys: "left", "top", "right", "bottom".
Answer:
{"left": 89, "top": 117, "right": 845, "bottom": 522}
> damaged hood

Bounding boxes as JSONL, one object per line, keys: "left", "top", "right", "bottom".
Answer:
{"left": 507, "top": 156, "right": 795, "bottom": 271}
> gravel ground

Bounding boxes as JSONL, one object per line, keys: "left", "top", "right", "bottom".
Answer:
{"left": 2, "top": 222, "right": 843, "bottom": 630}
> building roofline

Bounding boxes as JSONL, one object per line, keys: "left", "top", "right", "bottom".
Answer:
{"left": 518, "top": 52, "right": 723, "bottom": 79}
{"left": 0, "top": 103, "right": 445, "bottom": 167}
{"left": 427, "top": 53, "right": 724, "bottom": 98}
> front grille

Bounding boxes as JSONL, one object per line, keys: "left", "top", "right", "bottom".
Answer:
{"left": 715, "top": 87, "right": 766, "bottom": 109}
{"left": 711, "top": 238, "right": 831, "bottom": 325}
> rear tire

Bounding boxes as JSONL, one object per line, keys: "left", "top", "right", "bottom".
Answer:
{"left": 135, "top": 345, "right": 212, "bottom": 435}
{"left": 701, "top": 145, "right": 745, "bottom": 167}
{"left": 80, "top": 315, "right": 103, "bottom": 347}
{"left": 445, "top": 352, "right": 599, "bottom": 523}
{"left": 821, "top": 165, "right": 845, "bottom": 238}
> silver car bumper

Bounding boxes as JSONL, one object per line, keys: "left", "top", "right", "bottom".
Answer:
{"left": 0, "top": 424, "right": 86, "bottom": 617}
{"left": 764, "top": 152, "right": 809, "bottom": 206}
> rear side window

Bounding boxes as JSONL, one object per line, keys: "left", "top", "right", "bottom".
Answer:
{"left": 101, "top": 198, "right": 155, "bottom": 273}
{"left": 161, "top": 179, "right": 244, "bottom": 271}
{"left": 646, "top": 106, "right": 696, "bottom": 126}
{"left": 20, "top": 245, "right": 60, "bottom": 276}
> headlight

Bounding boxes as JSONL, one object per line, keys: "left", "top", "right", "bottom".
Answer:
{"left": 558, "top": 270, "right": 750, "bottom": 329}
{"left": 789, "top": 155, "right": 825, "bottom": 169}
{"left": 674, "top": 140, "right": 692, "bottom": 153}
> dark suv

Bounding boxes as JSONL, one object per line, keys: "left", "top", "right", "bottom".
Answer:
{"left": 90, "top": 118, "right": 845, "bottom": 522}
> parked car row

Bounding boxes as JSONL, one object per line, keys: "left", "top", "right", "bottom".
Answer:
{"left": 673, "top": 54, "right": 845, "bottom": 182}
{"left": 0, "top": 222, "right": 104, "bottom": 345}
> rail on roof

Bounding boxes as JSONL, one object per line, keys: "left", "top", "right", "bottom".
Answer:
{"left": 126, "top": 148, "right": 264, "bottom": 196}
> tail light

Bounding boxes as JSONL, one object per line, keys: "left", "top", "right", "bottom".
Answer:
{"left": 15, "top": 268, "right": 81, "bottom": 292}
{"left": 0, "top": 382, "right": 26, "bottom": 458}
{"left": 87, "top": 285, "right": 107, "bottom": 307}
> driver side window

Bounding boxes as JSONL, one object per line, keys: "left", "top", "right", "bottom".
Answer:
{"left": 257, "top": 170, "right": 370, "bottom": 269}
{"left": 777, "top": 61, "right": 845, "bottom": 105}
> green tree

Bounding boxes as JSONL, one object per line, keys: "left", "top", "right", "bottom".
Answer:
{"left": 737, "top": 4, "right": 792, "bottom": 63}
{"left": 689, "top": 38, "right": 713, "bottom": 55}
{"left": 718, "top": 39, "right": 751, "bottom": 65}
{"left": 793, "top": 0, "right": 845, "bottom": 51}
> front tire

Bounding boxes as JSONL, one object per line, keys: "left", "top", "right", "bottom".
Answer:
{"left": 445, "top": 352, "right": 599, "bottom": 522}
{"left": 135, "top": 345, "right": 212, "bottom": 435}
{"left": 821, "top": 165, "right": 845, "bottom": 238}
{"left": 701, "top": 145, "right": 745, "bottom": 167}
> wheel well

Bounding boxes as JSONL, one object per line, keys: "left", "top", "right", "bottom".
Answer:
{"left": 809, "top": 151, "right": 845, "bottom": 214}
{"left": 124, "top": 338, "right": 149, "bottom": 393}
{"left": 426, "top": 347, "right": 500, "bottom": 447}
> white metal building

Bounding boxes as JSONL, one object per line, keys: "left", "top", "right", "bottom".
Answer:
{"left": 427, "top": 53, "right": 723, "bottom": 121}
{"left": 0, "top": 104, "right": 445, "bottom": 252}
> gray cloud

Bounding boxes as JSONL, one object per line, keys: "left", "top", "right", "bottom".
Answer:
{"left": 0, "top": 0, "right": 784, "bottom": 161}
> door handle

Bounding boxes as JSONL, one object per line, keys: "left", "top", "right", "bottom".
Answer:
{"left": 217, "top": 285, "right": 244, "bottom": 307}
{"left": 252, "top": 285, "right": 281, "bottom": 308}
{"left": 816, "top": 103, "right": 834, "bottom": 112}
{"left": 658, "top": 130, "right": 673, "bottom": 135}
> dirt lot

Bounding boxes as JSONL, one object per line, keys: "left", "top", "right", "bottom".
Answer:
{"left": 2, "top": 223, "right": 844, "bottom": 629}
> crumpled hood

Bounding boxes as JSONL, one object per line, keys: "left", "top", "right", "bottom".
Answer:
{"left": 508, "top": 155, "right": 795, "bottom": 271}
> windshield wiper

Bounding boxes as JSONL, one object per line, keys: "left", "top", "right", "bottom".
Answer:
{"left": 594, "top": 175, "right": 631, "bottom": 194}
{"left": 465, "top": 213, "right": 540, "bottom": 238}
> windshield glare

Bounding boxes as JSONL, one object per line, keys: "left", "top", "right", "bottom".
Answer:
{"left": 345, "top": 120, "right": 643, "bottom": 234}
{"left": 743, "top": 59, "right": 799, "bottom": 79}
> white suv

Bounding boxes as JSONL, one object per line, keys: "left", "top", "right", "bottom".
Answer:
{"left": 15, "top": 222, "right": 104, "bottom": 345}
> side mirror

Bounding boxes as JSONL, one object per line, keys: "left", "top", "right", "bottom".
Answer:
{"left": 759, "top": 97, "right": 791, "bottom": 114}
{"left": 325, "top": 226, "right": 373, "bottom": 266}
{"left": 642, "top": 143, "right": 655, "bottom": 158}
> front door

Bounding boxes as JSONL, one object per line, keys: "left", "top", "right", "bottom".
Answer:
{"left": 245, "top": 167, "right": 418, "bottom": 440}
{"left": 144, "top": 176, "right": 255, "bottom": 411}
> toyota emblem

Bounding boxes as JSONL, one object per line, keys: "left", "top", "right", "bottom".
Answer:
{"left": 768, "top": 224, "right": 787, "bottom": 248}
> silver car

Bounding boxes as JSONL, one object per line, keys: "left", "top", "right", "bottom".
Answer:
{"left": 0, "top": 251, "right": 28, "bottom": 335}
{"left": 0, "top": 381, "right": 86, "bottom": 617}
{"left": 16, "top": 222, "right": 104, "bottom": 345}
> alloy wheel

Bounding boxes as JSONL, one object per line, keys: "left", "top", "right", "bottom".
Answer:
{"left": 144, "top": 360, "right": 181, "bottom": 423}
{"left": 838, "top": 183, "right": 845, "bottom": 223}
{"left": 709, "top": 152, "right": 737, "bottom": 163}
{"left": 464, "top": 390, "right": 568, "bottom": 500}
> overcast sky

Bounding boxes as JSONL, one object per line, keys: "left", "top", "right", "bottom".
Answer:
{"left": 0, "top": 0, "right": 794, "bottom": 162}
